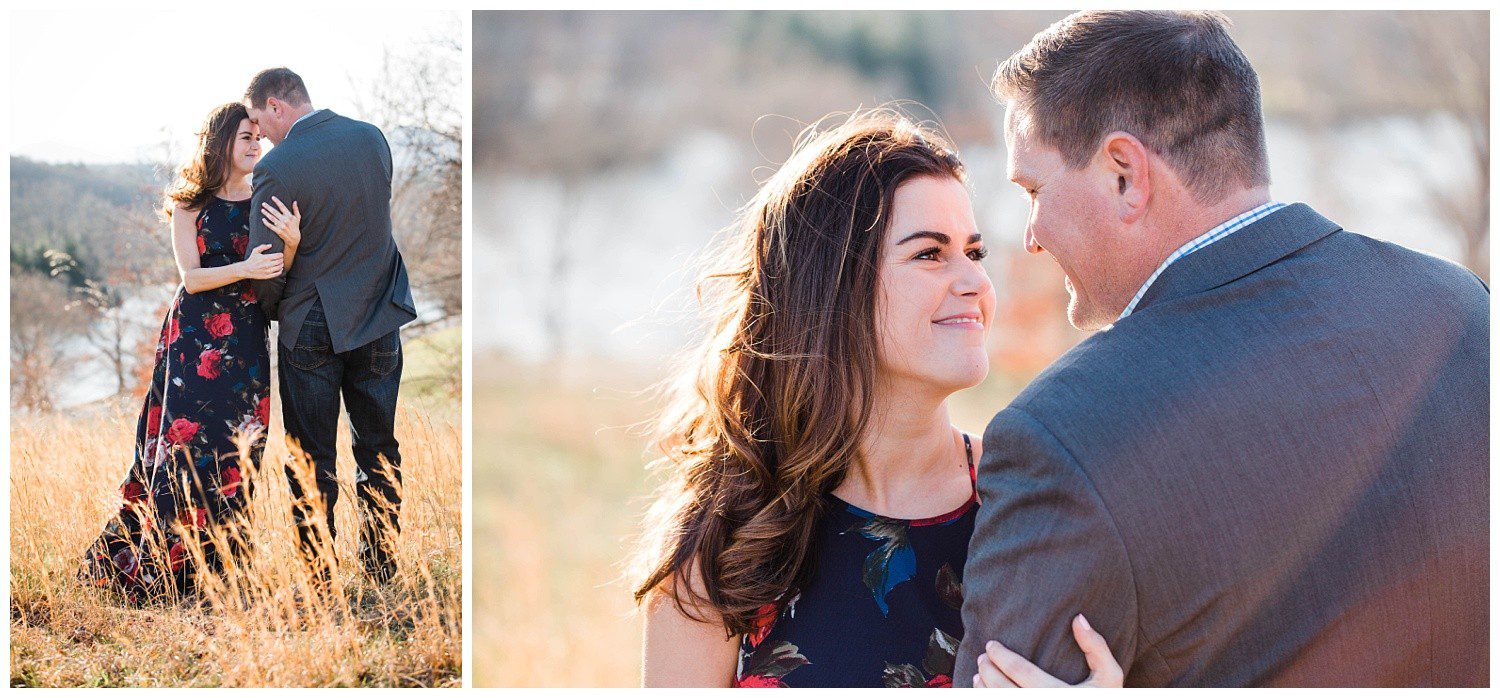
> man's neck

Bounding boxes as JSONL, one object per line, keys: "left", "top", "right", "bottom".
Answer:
{"left": 1145, "top": 187, "right": 1271, "bottom": 269}
{"left": 1110, "top": 187, "right": 1272, "bottom": 319}
{"left": 289, "top": 105, "right": 318, "bottom": 124}
{"left": 1177, "top": 187, "right": 1273, "bottom": 244}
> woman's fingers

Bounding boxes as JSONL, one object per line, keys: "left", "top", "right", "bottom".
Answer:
{"left": 974, "top": 652, "right": 1017, "bottom": 688}
{"left": 985, "top": 640, "right": 1065, "bottom": 688}
{"left": 1072, "top": 615, "right": 1124, "bottom": 687}
{"left": 261, "top": 203, "right": 289, "bottom": 226}
{"left": 251, "top": 243, "right": 273, "bottom": 254}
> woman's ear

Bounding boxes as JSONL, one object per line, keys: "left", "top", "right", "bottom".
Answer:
{"left": 1100, "top": 131, "right": 1150, "bottom": 224}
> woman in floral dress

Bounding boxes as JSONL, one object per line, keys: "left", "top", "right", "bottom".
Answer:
{"left": 633, "top": 110, "right": 1122, "bottom": 687}
{"left": 80, "top": 102, "right": 300, "bottom": 602}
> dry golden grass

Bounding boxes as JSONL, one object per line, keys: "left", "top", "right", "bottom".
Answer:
{"left": 10, "top": 399, "right": 461, "bottom": 687}
{"left": 472, "top": 357, "right": 659, "bottom": 687}
{"left": 470, "top": 352, "right": 1030, "bottom": 687}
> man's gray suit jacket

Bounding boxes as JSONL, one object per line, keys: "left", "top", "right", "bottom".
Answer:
{"left": 248, "top": 108, "right": 417, "bottom": 353}
{"left": 955, "top": 203, "right": 1488, "bottom": 687}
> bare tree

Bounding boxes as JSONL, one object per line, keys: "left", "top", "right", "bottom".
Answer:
{"left": 358, "top": 29, "right": 463, "bottom": 327}
{"left": 1234, "top": 11, "right": 1488, "bottom": 281}
{"left": 1401, "top": 13, "right": 1488, "bottom": 281}
{"left": 352, "top": 26, "right": 464, "bottom": 398}
{"left": 11, "top": 269, "right": 89, "bottom": 412}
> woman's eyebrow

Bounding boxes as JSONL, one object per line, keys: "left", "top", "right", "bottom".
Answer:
{"left": 896, "top": 230, "right": 949, "bottom": 245}
{"left": 895, "top": 231, "right": 983, "bottom": 246}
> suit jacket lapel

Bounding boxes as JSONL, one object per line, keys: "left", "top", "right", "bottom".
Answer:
{"left": 1131, "top": 203, "right": 1344, "bottom": 316}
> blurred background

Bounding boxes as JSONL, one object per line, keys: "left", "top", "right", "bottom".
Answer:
{"left": 470, "top": 10, "right": 1487, "bottom": 687}
{"left": 10, "top": 10, "right": 463, "bottom": 686}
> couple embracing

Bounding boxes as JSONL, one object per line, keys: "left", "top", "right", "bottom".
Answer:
{"left": 636, "top": 11, "right": 1488, "bottom": 688}
{"left": 81, "top": 68, "right": 418, "bottom": 601}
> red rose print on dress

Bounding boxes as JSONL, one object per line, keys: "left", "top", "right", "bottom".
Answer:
{"left": 121, "top": 481, "right": 147, "bottom": 504}
{"left": 925, "top": 674, "right": 952, "bottom": 688}
{"left": 196, "top": 235, "right": 207, "bottom": 256}
{"left": 168, "top": 541, "right": 187, "bottom": 571}
{"left": 146, "top": 405, "right": 163, "bottom": 438}
{"left": 197, "top": 347, "right": 223, "bottom": 379}
{"left": 112, "top": 548, "right": 142, "bottom": 583}
{"left": 220, "top": 465, "right": 241, "bottom": 498}
{"left": 166, "top": 417, "right": 200, "bottom": 445}
{"left": 256, "top": 396, "right": 270, "bottom": 425}
{"left": 178, "top": 506, "right": 208, "bottom": 529}
{"left": 233, "top": 234, "right": 248, "bottom": 256}
{"left": 749, "top": 602, "right": 779, "bottom": 648}
{"left": 205, "top": 312, "right": 234, "bottom": 338}
{"left": 241, "top": 285, "right": 257, "bottom": 303}
{"left": 733, "top": 675, "right": 785, "bottom": 688}
{"left": 165, "top": 317, "right": 181, "bottom": 346}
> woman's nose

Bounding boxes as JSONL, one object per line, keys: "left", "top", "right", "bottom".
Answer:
{"left": 956, "top": 259, "right": 993, "bottom": 297}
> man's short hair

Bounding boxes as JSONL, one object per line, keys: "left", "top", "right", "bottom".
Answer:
{"left": 244, "top": 67, "right": 311, "bottom": 110}
{"left": 995, "top": 10, "right": 1270, "bottom": 203}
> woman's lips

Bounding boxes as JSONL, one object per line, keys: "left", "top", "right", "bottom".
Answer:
{"left": 934, "top": 315, "right": 984, "bottom": 329}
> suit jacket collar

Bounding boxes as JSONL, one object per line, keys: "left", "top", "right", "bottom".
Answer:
{"left": 1130, "top": 203, "right": 1343, "bottom": 316}
{"left": 285, "top": 108, "right": 338, "bottom": 142}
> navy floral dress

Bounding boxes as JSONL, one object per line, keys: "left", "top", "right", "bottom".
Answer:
{"left": 735, "top": 434, "right": 977, "bottom": 688}
{"left": 80, "top": 196, "right": 271, "bottom": 602}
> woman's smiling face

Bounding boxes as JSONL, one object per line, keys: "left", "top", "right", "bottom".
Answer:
{"left": 874, "top": 174, "right": 995, "bottom": 397}
{"left": 229, "top": 118, "right": 262, "bottom": 177}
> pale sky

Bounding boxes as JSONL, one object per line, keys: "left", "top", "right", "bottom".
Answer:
{"left": 11, "top": 9, "right": 462, "bottom": 163}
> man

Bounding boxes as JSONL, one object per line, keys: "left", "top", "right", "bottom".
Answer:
{"left": 956, "top": 11, "right": 1488, "bottom": 687}
{"left": 243, "top": 67, "right": 418, "bottom": 583}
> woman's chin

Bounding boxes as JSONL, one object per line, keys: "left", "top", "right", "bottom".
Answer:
{"left": 925, "top": 362, "right": 990, "bottom": 395}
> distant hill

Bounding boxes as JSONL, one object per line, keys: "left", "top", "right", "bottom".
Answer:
{"left": 10, "top": 157, "right": 170, "bottom": 276}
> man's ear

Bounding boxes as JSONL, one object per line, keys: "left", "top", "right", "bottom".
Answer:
{"left": 1100, "top": 131, "right": 1150, "bottom": 224}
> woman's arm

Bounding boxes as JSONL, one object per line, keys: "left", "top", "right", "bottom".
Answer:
{"left": 172, "top": 204, "right": 281, "bottom": 293}
{"left": 174, "top": 205, "right": 282, "bottom": 295}
{"left": 641, "top": 577, "right": 740, "bottom": 687}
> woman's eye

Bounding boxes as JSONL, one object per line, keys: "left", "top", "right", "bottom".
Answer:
{"left": 967, "top": 247, "right": 989, "bottom": 261}
{"left": 914, "top": 248, "right": 942, "bottom": 261}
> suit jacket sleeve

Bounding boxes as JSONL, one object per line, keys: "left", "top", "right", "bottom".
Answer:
{"left": 953, "top": 407, "right": 1141, "bottom": 687}
{"left": 247, "top": 162, "right": 287, "bottom": 319}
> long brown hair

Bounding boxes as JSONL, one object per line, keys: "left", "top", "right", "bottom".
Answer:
{"left": 633, "top": 108, "right": 966, "bottom": 636}
{"left": 163, "top": 102, "right": 249, "bottom": 217}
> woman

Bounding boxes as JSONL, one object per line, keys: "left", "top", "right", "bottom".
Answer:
{"left": 634, "top": 110, "right": 1122, "bottom": 688}
{"left": 80, "top": 102, "right": 302, "bottom": 603}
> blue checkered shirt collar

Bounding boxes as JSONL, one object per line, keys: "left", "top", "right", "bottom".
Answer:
{"left": 1117, "top": 201, "right": 1287, "bottom": 321}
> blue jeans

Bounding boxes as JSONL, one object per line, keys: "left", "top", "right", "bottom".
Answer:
{"left": 278, "top": 298, "right": 403, "bottom": 581}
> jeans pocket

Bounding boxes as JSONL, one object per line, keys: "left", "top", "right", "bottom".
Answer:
{"left": 368, "top": 331, "right": 402, "bottom": 377}
{"left": 286, "top": 314, "right": 333, "bottom": 371}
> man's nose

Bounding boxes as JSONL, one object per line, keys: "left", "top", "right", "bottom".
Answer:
{"left": 1025, "top": 229, "right": 1043, "bottom": 254}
